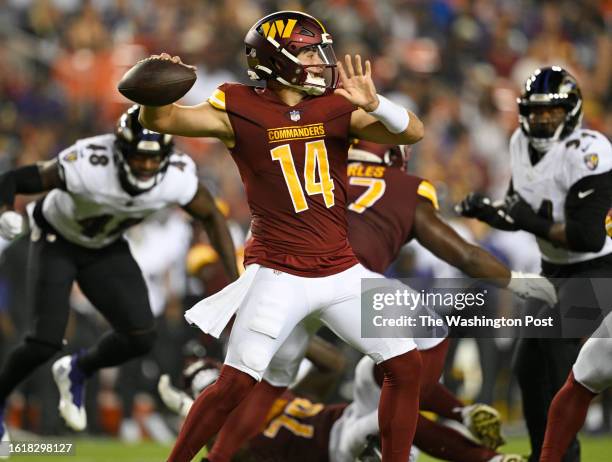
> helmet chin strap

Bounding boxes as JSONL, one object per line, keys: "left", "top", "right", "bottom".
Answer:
{"left": 275, "top": 71, "right": 327, "bottom": 96}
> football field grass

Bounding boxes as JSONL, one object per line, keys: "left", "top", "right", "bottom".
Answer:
{"left": 5, "top": 435, "right": 612, "bottom": 461}
{"left": 420, "top": 435, "right": 612, "bottom": 462}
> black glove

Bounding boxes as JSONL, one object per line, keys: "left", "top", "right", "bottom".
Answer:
{"left": 504, "top": 192, "right": 553, "bottom": 238}
{"left": 455, "top": 192, "right": 499, "bottom": 222}
{"left": 455, "top": 192, "right": 519, "bottom": 231}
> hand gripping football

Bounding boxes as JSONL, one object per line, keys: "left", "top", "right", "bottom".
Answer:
{"left": 118, "top": 57, "right": 197, "bottom": 106}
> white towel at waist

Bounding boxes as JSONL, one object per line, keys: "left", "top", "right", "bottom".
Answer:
{"left": 185, "top": 264, "right": 261, "bottom": 338}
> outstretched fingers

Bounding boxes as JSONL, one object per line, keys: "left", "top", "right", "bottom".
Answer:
{"left": 354, "top": 55, "right": 363, "bottom": 76}
{"left": 344, "top": 54, "right": 356, "bottom": 78}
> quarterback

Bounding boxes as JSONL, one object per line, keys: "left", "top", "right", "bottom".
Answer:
{"left": 0, "top": 106, "right": 238, "bottom": 444}
{"left": 136, "top": 10, "right": 426, "bottom": 462}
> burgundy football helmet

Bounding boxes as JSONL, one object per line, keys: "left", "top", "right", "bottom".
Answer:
{"left": 244, "top": 11, "right": 338, "bottom": 95}
{"left": 349, "top": 140, "right": 410, "bottom": 171}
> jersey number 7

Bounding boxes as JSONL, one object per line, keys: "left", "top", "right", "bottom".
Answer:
{"left": 271, "top": 140, "right": 335, "bottom": 213}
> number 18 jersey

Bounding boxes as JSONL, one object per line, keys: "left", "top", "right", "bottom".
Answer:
{"left": 41, "top": 134, "right": 198, "bottom": 249}
{"left": 210, "top": 83, "right": 359, "bottom": 277}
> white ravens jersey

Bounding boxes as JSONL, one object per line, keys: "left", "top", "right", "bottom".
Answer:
{"left": 510, "top": 128, "right": 612, "bottom": 264}
{"left": 42, "top": 134, "right": 198, "bottom": 249}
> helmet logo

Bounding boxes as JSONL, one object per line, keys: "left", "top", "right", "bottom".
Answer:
{"left": 584, "top": 153, "right": 599, "bottom": 170}
{"left": 287, "top": 109, "right": 301, "bottom": 122}
{"left": 261, "top": 19, "right": 297, "bottom": 39}
{"left": 559, "top": 80, "right": 575, "bottom": 94}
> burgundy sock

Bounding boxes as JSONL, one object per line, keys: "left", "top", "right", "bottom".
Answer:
{"left": 419, "top": 339, "right": 450, "bottom": 405}
{"left": 377, "top": 349, "right": 422, "bottom": 462}
{"left": 415, "top": 414, "right": 497, "bottom": 462}
{"left": 208, "top": 380, "right": 287, "bottom": 462}
{"left": 167, "top": 365, "right": 256, "bottom": 462}
{"left": 540, "top": 372, "right": 596, "bottom": 462}
{"left": 421, "top": 381, "right": 465, "bottom": 423}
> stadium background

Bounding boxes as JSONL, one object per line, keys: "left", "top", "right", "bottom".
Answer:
{"left": 0, "top": 0, "right": 610, "bottom": 460}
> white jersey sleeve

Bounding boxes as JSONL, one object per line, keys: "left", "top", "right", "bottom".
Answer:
{"left": 161, "top": 153, "right": 199, "bottom": 206}
{"left": 560, "top": 130, "right": 612, "bottom": 189}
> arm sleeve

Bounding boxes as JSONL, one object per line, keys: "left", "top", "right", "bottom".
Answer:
{"left": 56, "top": 145, "right": 87, "bottom": 194}
{"left": 0, "top": 165, "right": 45, "bottom": 207}
{"left": 564, "top": 171, "right": 612, "bottom": 252}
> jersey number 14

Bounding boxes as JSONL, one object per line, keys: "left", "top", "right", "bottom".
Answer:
{"left": 271, "top": 140, "right": 335, "bottom": 213}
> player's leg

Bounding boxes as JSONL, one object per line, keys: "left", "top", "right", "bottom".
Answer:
{"left": 416, "top": 338, "right": 449, "bottom": 405}
{"left": 513, "top": 325, "right": 555, "bottom": 462}
{"left": 539, "top": 372, "right": 595, "bottom": 462}
{"left": 168, "top": 267, "right": 311, "bottom": 462}
{"left": 207, "top": 322, "right": 313, "bottom": 462}
{"left": 415, "top": 414, "right": 500, "bottom": 462}
{"left": 541, "top": 338, "right": 582, "bottom": 462}
{"left": 51, "top": 238, "right": 155, "bottom": 431}
{"left": 541, "top": 316, "right": 612, "bottom": 462}
{"left": 378, "top": 340, "right": 504, "bottom": 451}
{"left": 0, "top": 235, "right": 77, "bottom": 437}
{"left": 74, "top": 239, "right": 157, "bottom": 373}
{"left": 320, "top": 265, "right": 421, "bottom": 462}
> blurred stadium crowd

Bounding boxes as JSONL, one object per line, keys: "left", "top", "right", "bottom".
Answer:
{"left": 0, "top": 0, "right": 610, "bottom": 443}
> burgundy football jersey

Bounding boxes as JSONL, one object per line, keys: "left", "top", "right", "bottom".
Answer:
{"left": 346, "top": 161, "right": 438, "bottom": 274}
{"left": 209, "top": 84, "right": 359, "bottom": 277}
{"left": 246, "top": 391, "right": 348, "bottom": 462}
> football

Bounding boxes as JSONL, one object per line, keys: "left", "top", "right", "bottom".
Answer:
{"left": 117, "top": 58, "right": 197, "bottom": 106}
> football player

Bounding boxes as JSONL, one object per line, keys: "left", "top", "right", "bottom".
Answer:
{"left": 136, "top": 10, "right": 427, "bottom": 462}
{"left": 158, "top": 342, "right": 526, "bottom": 462}
{"left": 0, "top": 105, "right": 238, "bottom": 443}
{"left": 540, "top": 311, "right": 612, "bottom": 462}
{"left": 199, "top": 139, "right": 555, "bottom": 462}
{"left": 456, "top": 66, "right": 612, "bottom": 461}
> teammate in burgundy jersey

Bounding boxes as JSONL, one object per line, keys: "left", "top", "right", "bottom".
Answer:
{"left": 159, "top": 346, "right": 526, "bottom": 462}
{"left": 134, "top": 10, "right": 426, "bottom": 462}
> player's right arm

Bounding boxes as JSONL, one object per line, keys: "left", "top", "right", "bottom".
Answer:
{"left": 137, "top": 55, "right": 235, "bottom": 146}
{"left": 0, "top": 160, "right": 63, "bottom": 239}
{"left": 414, "top": 197, "right": 557, "bottom": 305}
{"left": 140, "top": 101, "right": 235, "bottom": 146}
{"left": 415, "top": 197, "right": 511, "bottom": 284}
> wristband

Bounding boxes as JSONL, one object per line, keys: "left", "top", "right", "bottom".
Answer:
{"left": 368, "top": 94, "right": 410, "bottom": 134}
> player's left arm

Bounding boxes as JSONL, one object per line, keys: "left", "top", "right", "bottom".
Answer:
{"left": 182, "top": 184, "right": 240, "bottom": 282}
{"left": 550, "top": 171, "right": 612, "bottom": 251}
{"left": 335, "top": 55, "right": 424, "bottom": 145}
{"left": 504, "top": 173, "right": 612, "bottom": 252}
